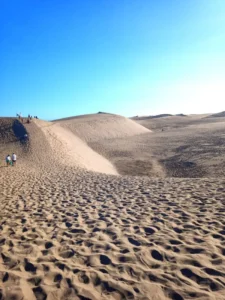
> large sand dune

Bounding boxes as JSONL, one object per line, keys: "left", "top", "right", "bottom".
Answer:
{"left": 86, "top": 114, "right": 225, "bottom": 177}
{"left": 34, "top": 119, "right": 118, "bottom": 175}
{"left": 54, "top": 113, "right": 150, "bottom": 143}
{"left": 0, "top": 115, "right": 225, "bottom": 300}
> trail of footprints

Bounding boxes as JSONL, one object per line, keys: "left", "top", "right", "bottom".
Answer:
{"left": 0, "top": 168, "right": 225, "bottom": 299}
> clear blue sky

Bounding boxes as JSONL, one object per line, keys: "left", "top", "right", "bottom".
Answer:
{"left": 1, "top": 0, "right": 225, "bottom": 120}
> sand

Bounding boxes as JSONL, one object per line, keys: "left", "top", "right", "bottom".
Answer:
{"left": 89, "top": 115, "right": 225, "bottom": 178}
{"left": 35, "top": 120, "right": 118, "bottom": 175}
{"left": 0, "top": 114, "right": 225, "bottom": 300}
{"left": 54, "top": 113, "right": 150, "bottom": 143}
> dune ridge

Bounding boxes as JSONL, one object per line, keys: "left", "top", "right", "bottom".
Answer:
{"left": 54, "top": 113, "right": 150, "bottom": 143}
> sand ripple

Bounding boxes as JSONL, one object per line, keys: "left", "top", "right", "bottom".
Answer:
{"left": 1, "top": 166, "right": 225, "bottom": 299}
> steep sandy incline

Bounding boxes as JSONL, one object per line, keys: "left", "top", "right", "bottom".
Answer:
{"left": 54, "top": 113, "right": 151, "bottom": 143}
{"left": 0, "top": 118, "right": 29, "bottom": 167}
{"left": 25, "top": 119, "right": 118, "bottom": 175}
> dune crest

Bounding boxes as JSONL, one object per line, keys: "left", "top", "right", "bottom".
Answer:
{"left": 55, "top": 113, "right": 151, "bottom": 143}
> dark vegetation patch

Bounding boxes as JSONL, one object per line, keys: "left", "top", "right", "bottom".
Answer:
{"left": 132, "top": 114, "right": 173, "bottom": 120}
{"left": 160, "top": 158, "right": 206, "bottom": 178}
{"left": 0, "top": 119, "right": 16, "bottom": 142}
{"left": 114, "top": 159, "right": 156, "bottom": 177}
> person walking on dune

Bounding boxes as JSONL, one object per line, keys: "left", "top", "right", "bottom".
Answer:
{"left": 5, "top": 154, "right": 11, "bottom": 167}
{"left": 12, "top": 153, "right": 17, "bottom": 166}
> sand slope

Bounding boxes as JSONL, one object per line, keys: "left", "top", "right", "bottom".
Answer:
{"left": 34, "top": 119, "right": 118, "bottom": 175}
{"left": 133, "top": 114, "right": 212, "bottom": 131}
{"left": 207, "top": 111, "right": 225, "bottom": 118}
{"left": 54, "top": 113, "right": 150, "bottom": 143}
{"left": 0, "top": 117, "right": 117, "bottom": 174}
{"left": 0, "top": 118, "right": 29, "bottom": 167}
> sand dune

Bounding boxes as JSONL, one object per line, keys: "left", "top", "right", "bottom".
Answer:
{"left": 54, "top": 113, "right": 150, "bottom": 143}
{"left": 35, "top": 119, "right": 118, "bottom": 175}
{"left": 0, "top": 115, "right": 225, "bottom": 300}
{"left": 131, "top": 114, "right": 173, "bottom": 120}
{"left": 131, "top": 114, "right": 188, "bottom": 121}
{"left": 85, "top": 114, "right": 225, "bottom": 177}
{"left": 133, "top": 114, "right": 211, "bottom": 131}
{"left": 207, "top": 111, "right": 225, "bottom": 118}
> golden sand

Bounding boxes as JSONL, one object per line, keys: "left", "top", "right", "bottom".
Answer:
{"left": 0, "top": 114, "right": 225, "bottom": 299}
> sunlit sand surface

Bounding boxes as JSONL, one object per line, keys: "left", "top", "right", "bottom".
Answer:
{"left": 0, "top": 114, "right": 225, "bottom": 300}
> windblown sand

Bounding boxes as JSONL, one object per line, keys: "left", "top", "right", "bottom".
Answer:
{"left": 0, "top": 115, "right": 225, "bottom": 300}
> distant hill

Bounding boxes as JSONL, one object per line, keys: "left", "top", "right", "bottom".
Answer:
{"left": 131, "top": 113, "right": 187, "bottom": 120}
{"left": 175, "top": 114, "right": 187, "bottom": 117}
{"left": 206, "top": 111, "right": 225, "bottom": 118}
{"left": 148, "top": 114, "right": 173, "bottom": 119}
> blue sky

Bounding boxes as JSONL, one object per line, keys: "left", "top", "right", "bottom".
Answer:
{"left": 1, "top": 0, "right": 225, "bottom": 120}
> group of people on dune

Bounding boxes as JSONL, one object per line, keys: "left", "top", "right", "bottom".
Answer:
{"left": 17, "top": 113, "right": 38, "bottom": 124}
{"left": 5, "top": 153, "right": 17, "bottom": 167}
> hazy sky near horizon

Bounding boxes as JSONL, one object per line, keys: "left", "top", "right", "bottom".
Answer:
{"left": 1, "top": 0, "right": 225, "bottom": 120}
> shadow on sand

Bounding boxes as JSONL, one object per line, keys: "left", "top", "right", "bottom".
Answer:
{"left": 12, "top": 120, "right": 29, "bottom": 146}
{"left": 12, "top": 120, "right": 27, "bottom": 140}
